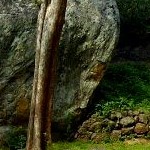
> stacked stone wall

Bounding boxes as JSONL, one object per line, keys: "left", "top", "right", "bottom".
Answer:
{"left": 76, "top": 110, "right": 150, "bottom": 142}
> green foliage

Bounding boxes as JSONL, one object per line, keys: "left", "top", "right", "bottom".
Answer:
{"left": 116, "top": 0, "right": 150, "bottom": 33}
{"left": 5, "top": 126, "right": 27, "bottom": 150}
{"left": 95, "top": 97, "right": 135, "bottom": 116}
{"left": 95, "top": 62, "right": 150, "bottom": 116}
{"left": 135, "top": 99, "right": 150, "bottom": 113}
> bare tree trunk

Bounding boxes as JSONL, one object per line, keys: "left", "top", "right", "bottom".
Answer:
{"left": 26, "top": 0, "right": 67, "bottom": 150}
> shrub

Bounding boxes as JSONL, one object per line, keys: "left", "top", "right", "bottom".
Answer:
{"left": 5, "top": 126, "right": 27, "bottom": 150}
{"left": 117, "top": 0, "right": 150, "bottom": 31}
{"left": 95, "top": 62, "right": 150, "bottom": 116}
{"left": 116, "top": 0, "right": 150, "bottom": 46}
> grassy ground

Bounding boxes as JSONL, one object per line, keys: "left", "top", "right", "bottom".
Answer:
{"left": 50, "top": 140, "right": 150, "bottom": 150}
{"left": 1, "top": 140, "right": 150, "bottom": 150}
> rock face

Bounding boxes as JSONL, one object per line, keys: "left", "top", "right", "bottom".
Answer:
{"left": 0, "top": 0, "right": 38, "bottom": 125}
{"left": 0, "top": 0, "right": 119, "bottom": 128}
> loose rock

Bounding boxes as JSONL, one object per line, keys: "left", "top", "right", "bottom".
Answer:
{"left": 138, "top": 114, "right": 148, "bottom": 124}
{"left": 134, "top": 123, "right": 149, "bottom": 134}
{"left": 120, "top": 117, "right": 135, "bottom": 127}
{"left": 121, "top": 127, "right": 134, "bottom": 135}
{"left": 111, "top": 130, "right": 121, "bottom": 141}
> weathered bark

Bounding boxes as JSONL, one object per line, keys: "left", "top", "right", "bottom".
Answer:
{"left": 26, "top": 0, "right": 67, "bottom": 150}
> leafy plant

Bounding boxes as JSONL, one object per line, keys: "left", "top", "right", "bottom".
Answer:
{"left": 95, "top": 97, "right": 135, "bottom": 116}
{"left": 5, "top": 126, "right": 27, "bottom": 150}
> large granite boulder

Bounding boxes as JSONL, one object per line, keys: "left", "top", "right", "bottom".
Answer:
{"left": 0, "top": 0, "right": 119, "bottom": 129}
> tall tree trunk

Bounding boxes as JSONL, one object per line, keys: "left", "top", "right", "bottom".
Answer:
{"left": 26, "top": 0, "right": 67, "bottom": 150}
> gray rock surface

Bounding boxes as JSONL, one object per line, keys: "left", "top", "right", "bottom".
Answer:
{"left": 138, "top": 114, "right": 148, "bottom": 124}
{"left": 0, "top": 0, "right": 37, "bottom": 125}
{"left": 121, "top": 127, "right": 134, "bottom": 135}
{"left": 0, "top": 0, "right": 119, "bottom": 128}
{"left": 120, "top": 117, "right": 135, "bottom": 127}
{"left": 0, "top": 126, "right": 10, "bottom": 145}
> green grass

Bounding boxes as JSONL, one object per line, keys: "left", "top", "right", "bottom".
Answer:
{"left": 50, "top": 141, "right": 150, "bottom": 150}
{"left": 1, "top": 141, "right": 150, "bottom": 150}
{"left": 1, "top": 140, "right": 150, "bottom": 150}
